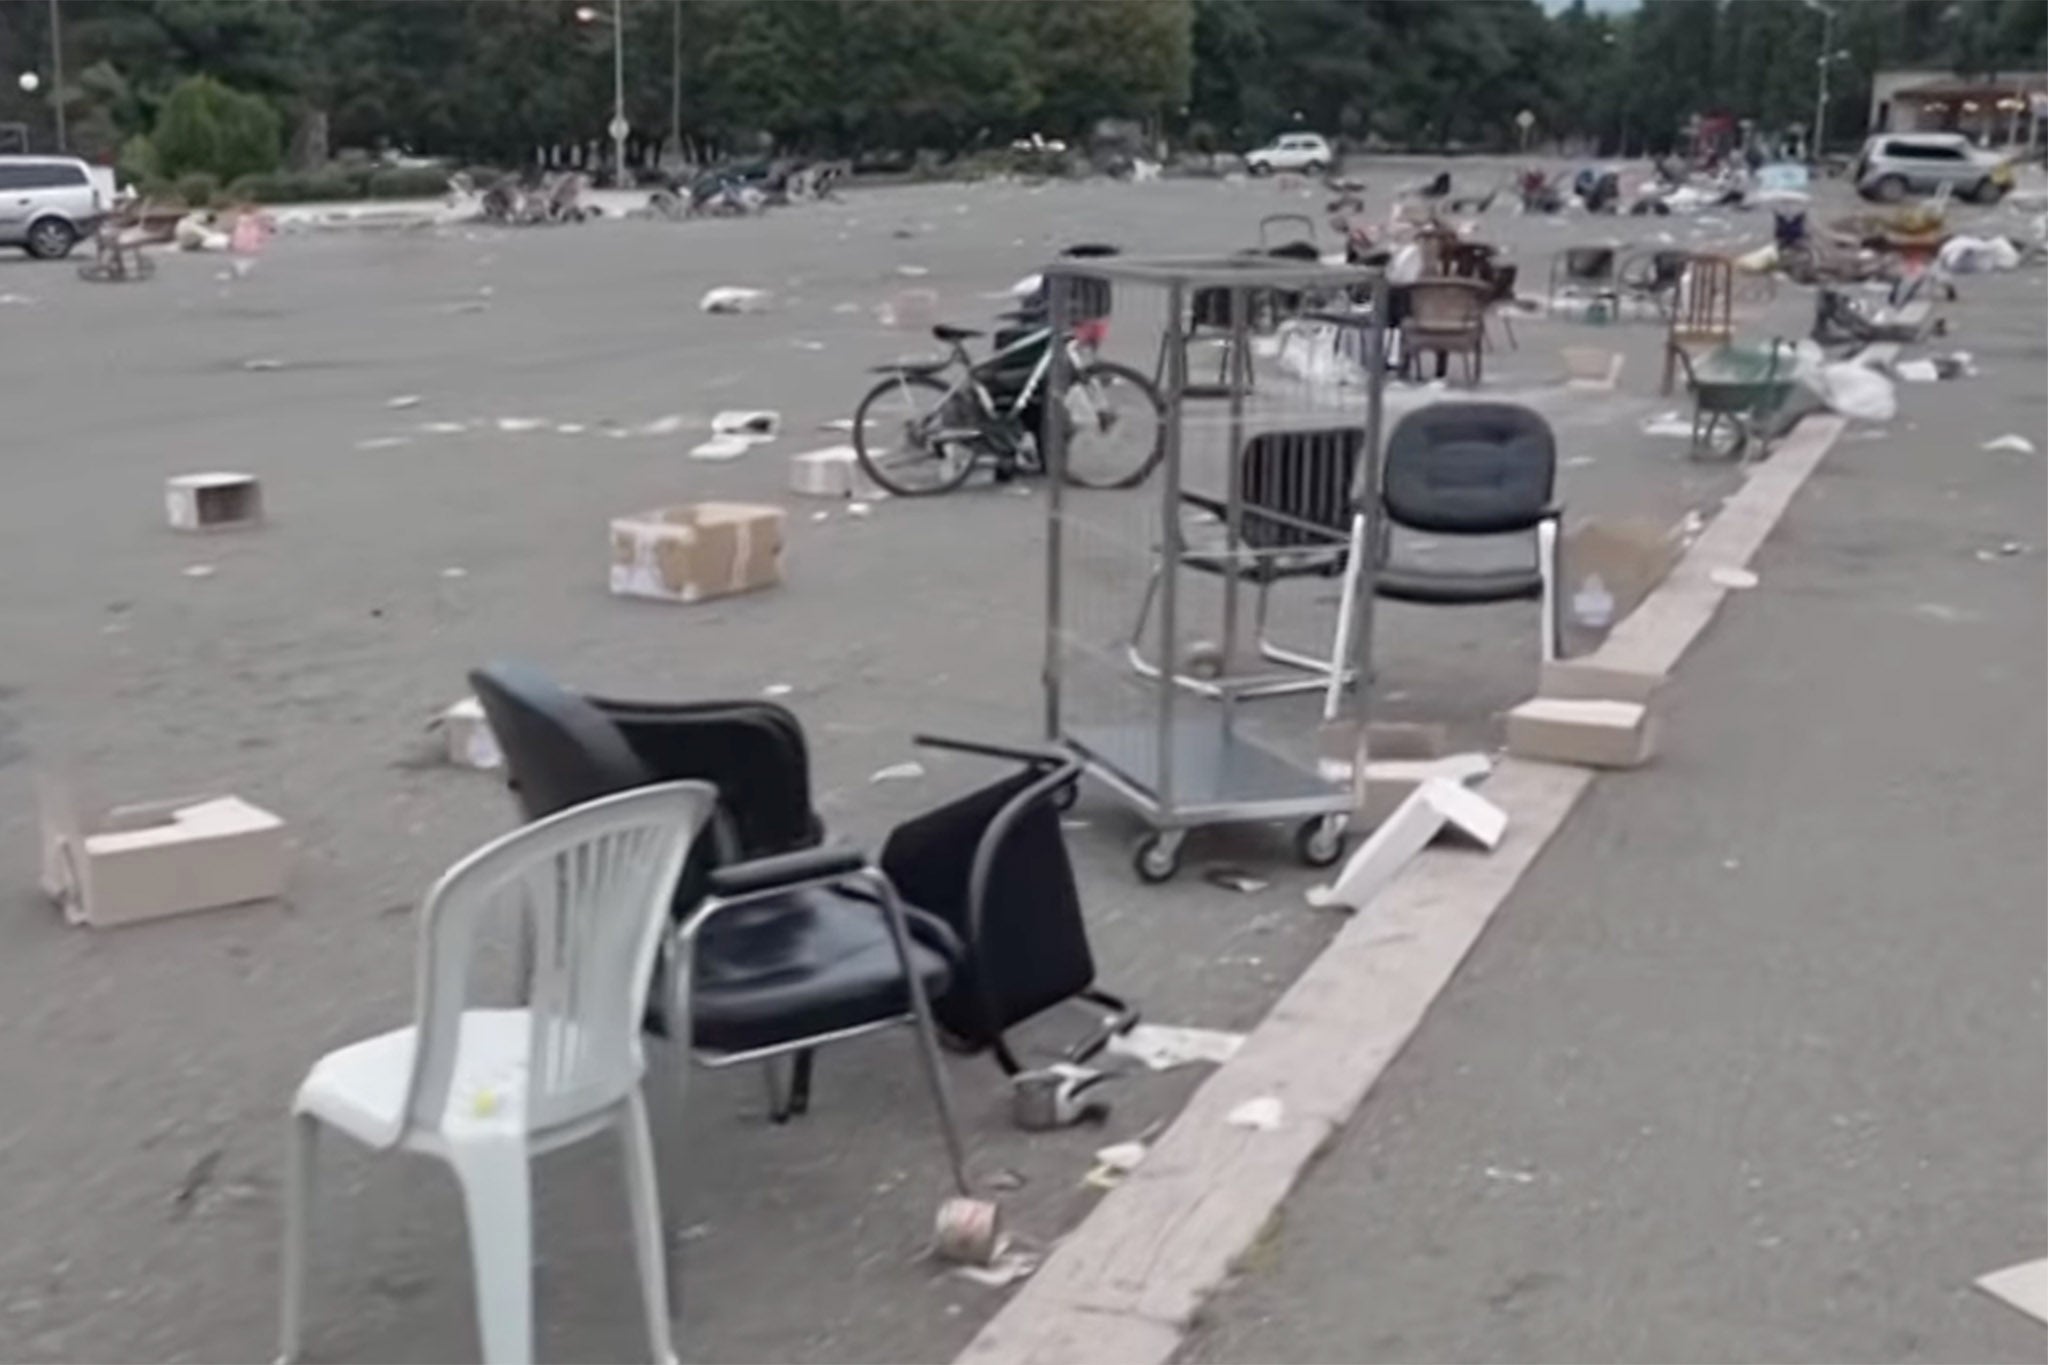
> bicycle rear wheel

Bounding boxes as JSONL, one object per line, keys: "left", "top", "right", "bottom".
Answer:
{"left": 853, "top": 373, "right": 979, "bottom": 496}
{"left": 1059, "top": 362, "right": 1165, "bottom": 490}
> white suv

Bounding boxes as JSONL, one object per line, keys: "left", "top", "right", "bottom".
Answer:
{"left": 0, "top": 155, "right": 105, "bottom": 259}
{"left": 1853, "top": 133, "right": 2013, "bottom": 204}
{"left": 1245, "top": 133, "right": 1333, "bottom": 176}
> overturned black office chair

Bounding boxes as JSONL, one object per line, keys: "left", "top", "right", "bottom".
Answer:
{"left": 1375, "top": 402, "right": 1562, "bottom": 664}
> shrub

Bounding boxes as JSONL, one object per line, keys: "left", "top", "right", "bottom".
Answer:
{"left": 365, "top": 165, "right": 451, "bottom": 199}
{"left": 225, "top": 167, "right": 365, "bottom": 203}
{"left": 174, "top": 171, "right": 221, "bottom": 208}
{"left": 152, "top": 75, "right": 282, "bottom": 184}
{"left": 117, "top": 133, "right": 160, "bottom": 187}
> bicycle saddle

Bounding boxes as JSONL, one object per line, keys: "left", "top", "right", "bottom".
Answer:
{"left": 932, "top": 324, "right": 984, "bottom": 342}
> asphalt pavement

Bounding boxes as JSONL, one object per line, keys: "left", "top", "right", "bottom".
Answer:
{"left": 1184, "top": 246, "right": 2048, "bottom": 1364}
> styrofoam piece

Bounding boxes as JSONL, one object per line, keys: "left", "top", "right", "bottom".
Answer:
{"left": 1505, "top": 697, "right": 1656, "bottom": 769}
{"left": 699, "top": 285, "right": 770, "bottom": 313}
{"left": 711, "top": 409, "right": 780, "bottom": 440}
{"left": 1976, "top": 1258, "right": 2048, "bottom": 1325}
{"left": 40, "top": 774, "right": 289, "bottom": 928}
{"left": 166, "top": 472, "right": 262, "bottom": 531}
{"left": 1355, "top": 753, "right": 1494, "bottom": 827}
{"left": 1308, "top": 777, "right": 1494, "bottom": 911}
{"left": 788, "top": 445, "right": 878, "bottom": 499}
{"left": 689, "top": 434, "right": 753, "bottom": 460}
{"left": 1105, "top": 1023, "right": 1246, "bottom": 1072}
{"left": 440, "top": 697, "right": 502, "bottom": 770}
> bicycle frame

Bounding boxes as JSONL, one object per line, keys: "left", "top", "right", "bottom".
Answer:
{"left": 921, "top": 319, "right": 1107, "bottom": 453}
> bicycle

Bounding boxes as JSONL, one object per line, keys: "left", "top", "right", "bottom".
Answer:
{"left": 851, "top": 314, "right": 1164, "bottom": 496}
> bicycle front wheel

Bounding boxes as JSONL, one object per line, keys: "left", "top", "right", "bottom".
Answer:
{"left": 1060, "top": 362, "right": 1165, "bottom": 490}
{"left": 853, "top": 373, "right": 979, "bottom": 497}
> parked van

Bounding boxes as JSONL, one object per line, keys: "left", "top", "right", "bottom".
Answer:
{"left": 0, "top": 155, "right": 106, "bottom": 259}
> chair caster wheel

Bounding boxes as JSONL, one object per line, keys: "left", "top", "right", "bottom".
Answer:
{"left": 1181, "top": 640, "right": 1225, "bottom": 680}
{"left": 1052, "top": 779, "right": 1080, "bottom": 812}
{"left": 1296, "top": 816, "right": 1347, "bottom": 869}
{"left": 1134, "top": 831, "right": 1183, "bottom": 883}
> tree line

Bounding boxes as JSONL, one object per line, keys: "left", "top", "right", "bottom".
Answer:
{"left": 1, "top": 0, "right": 2041, "bottom": 182}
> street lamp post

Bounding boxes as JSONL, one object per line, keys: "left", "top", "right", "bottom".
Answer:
{"left": 1803, "top": 0, "right": 1834, "bottom": 163}
{"left": 48, "top": 0, "right": 66, "bottom": 152}
{"left": 576, "top": 1, "right": 628, "bottom": 186}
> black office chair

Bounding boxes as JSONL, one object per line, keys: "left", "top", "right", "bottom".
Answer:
{"left": 469, "top": 662, "right": 971, "bottom": 1194}
{"left": 1374, "top": 403, "right": 1562, "bottom": 664}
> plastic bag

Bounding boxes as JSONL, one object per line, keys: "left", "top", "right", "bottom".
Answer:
{"left": 1820, "top": 362, "right": 1897, "bottom": 422}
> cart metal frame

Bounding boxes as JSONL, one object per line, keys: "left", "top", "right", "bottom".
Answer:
{"left": 1041, "top": 256, "right": 1389, "bottom": 881}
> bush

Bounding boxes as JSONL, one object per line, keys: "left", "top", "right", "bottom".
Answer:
{"left": 118, "top": 133, "right": 160, "bottom": 188}
{"left": 174, "top": 171, "right": 220, "bottom": 208}
{"left": 365, "top": 165, "right": 451, "bottom": 199}
{"left": 152, "top": 75, "right": 282, "bottom": 184}
{"left": 225, "top": 167, "right": 365, "bottom": 203}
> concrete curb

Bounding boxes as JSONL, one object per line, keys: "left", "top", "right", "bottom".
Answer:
{"left": 953, "top": 412, "right": 1852, "bottom": 1365}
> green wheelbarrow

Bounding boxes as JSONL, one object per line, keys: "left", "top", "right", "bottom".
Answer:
{"left": 1674, "top": 339, "right": 1800, "bottom": 462}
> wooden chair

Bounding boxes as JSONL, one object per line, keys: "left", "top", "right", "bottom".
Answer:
{"left": 1401, "top": 277, "right": 1488, "bottom": 385}
{"left": 1662, "top": 253, "right": 1735, "bottom": 395}
{"left": 1443, "top": 241, "right": 1517, "bottom": 349}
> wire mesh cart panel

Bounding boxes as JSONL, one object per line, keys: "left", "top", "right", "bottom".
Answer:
{"left": 1041, "top": 257, "right": 1389, "bottom": 881}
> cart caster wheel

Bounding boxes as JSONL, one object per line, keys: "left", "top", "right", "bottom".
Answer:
{"left": 1295, "top": 816, "right": 1347, "bottom": 869}
{"left": 1181, "top": 640, "right": 1225, "bottom": 680}
{"left": 1133, "top": 832, "right": 1183, "bottom": 884}
{"left": 1052, "top": 780, "right": 1080, "bottom": 813}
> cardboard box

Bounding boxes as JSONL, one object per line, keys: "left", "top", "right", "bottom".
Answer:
{"left": 789, "top": 445, "right": 878, "bottom": 500}
{"left": 166, "top": 472, "right": 262, "bottom": 531}
{"left": 1539, "top": 659, "right": 1665, "bottom": 706}
{"left": 40, "top": 776, "right": 290, "bottom": 928}
{"left": 1562, "top": 519, "right": 1684, "bottom": 633}
{"left": 609, "top": 502, "right": 785, "bottom": 604}
{"left": 1561, "top": 346, "right": 1624, "bottom": 390}
{"left": 1504, "top": 697, "right": 1657, "bottom": 769}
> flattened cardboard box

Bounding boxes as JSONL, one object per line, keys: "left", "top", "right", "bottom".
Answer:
{"left": 1504, "top": 697, "right": 1657, "bottom": 769}
{"left": 610, "top": 502, "right": 785, "bottom": 604}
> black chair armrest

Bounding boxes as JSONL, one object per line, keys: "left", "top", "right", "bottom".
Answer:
{"left": 707, "top": 845, "right": 866, "bottom": 899}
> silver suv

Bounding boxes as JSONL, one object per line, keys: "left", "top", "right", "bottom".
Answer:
{"left": 0, "top": 155, "right": 105, "bottom": 259}
{"left": 1853, "top": 133, "right": 2013, "bottom": 204}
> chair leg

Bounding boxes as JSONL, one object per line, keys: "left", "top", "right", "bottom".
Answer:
{"left": 763, "top": 1050, "right": 815, "bottom": 1123}
{"left": 861, "top": 871, "right": 972, "bottom": 1197}
{"left": 620, "top": 1089, "right": 680, "bottom": 1365}
{"left": 277, "top": 1111, "right": 318, "bottom": 1365}
{"left": 1537, "top": 517, "right": 1561, "bottom": 664}
{"left": 1661, "top": 341, "right": 1678, "bottom": 396}
{"left": 451, "top": 1138, "right": 535, "bottom": 1365}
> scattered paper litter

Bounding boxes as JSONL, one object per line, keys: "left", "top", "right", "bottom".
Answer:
{"left": 419, "top": 420, "right": 469, "bottom": 435}
{"left": 1983, "top": 434, "right": 2037, "bottom": 454}
{"left": 1084, "top": 1141, "right": 1149, "bottom": 1189}
{"left": 762, "top": 683, "right": 794, "bottom": 697}
{"left": 0, "top": 293, "right": 36, "bottom": 306}
{"left": 1975, "top": 541, "right": 2029, "bottom": 561}
{"left": 1710, "top": 566, "right": 1759, "bottom": 589}
{"left": 1483, "top": 1165, "right": 1538, "bottom": 1185}
{"left": 1226, "top": 1096, "right": 1285, "bottom": 1132}
{"left": 711, "top": 409, "right": 780, "bottom": 440}
{"left": 869, "top": 761, "right": 926, "bottom": 783}
{"left": 1975, "top": 1258, "right": 2048, "bottom": 1325}
{"left": 847, "top": 501, "right": 874, "bottom": 518}
{"left": 182, "top": 564, "right": 217, "bottom": 579}
{"left": 895, "top": 264, "right": 931, "bottom": 278}
{"left": 638, "top": 414, "right": 688, "bottom": 437}
{"left": 1565, "top": 455, "right": 1598, "bottom": 468}
{"left": 699, "top": 285, "right": 770, "bottom": 314}
{"left": 495, "top": 417, "right": 546, "bottom": 433}
{"left": 820, "top": 417, "right": 872, "bottom": 434}
{"left": 242, "top": 357, "right": 285, "bottom": 371}
{"left": 354, "top": 436, "right": 411, "bottom": 451}
{"left": 1641, "top": 411, "right": 1694, "bottom": 438}
{"left": 385, "top": 394, "right": 423, "bottom": 410}
{"left": 444, "top": 300, "right": 490, "bottom": 315}
{"left": 831, "top": 301, "right": 862, "bottom": 315}
{"left": 689, "top": 434, "right": 753, "bottom": 460}
{"left": 1203, "top": 866, "right": 1269, "bottom": 894}
{"left": 441, "top": 567, "right": 468, "bottom": 579}
{"left": 791, "top": 339, "right": 826, "bottom": 351}
{"left": 556, "top": 423, "right": 586, "bottom": 435}
{"left": 810, "top": 510, "right": 831, "bottom": 522}
{"left": 952, "top": 1241, "right": 1040, "bottom": 1288}
{"left": 1106, "top": 1023, "right": 1245, "bottom": 1072}
{"left": 1893, "top": 358, "right": 1940, "bottom": 383}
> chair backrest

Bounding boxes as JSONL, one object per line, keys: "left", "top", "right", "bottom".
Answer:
{"left": 403, "top": 781, "right": 717, "bottom": 1136}
{"left": 1406, "top": 277, "right": 1487, "bottom": 329}
{"left": 470, "top": 662, "right": 652, "bottom": 820}
{"left": 1674, "top": 253, "right": 1734, "bottom": 335}
{"left": 1382, "top": 402, "right": 1555, "bottom": 536}
{"left": 588, "top": 696, "right": 823, "bottom": 859}
{"left": 1237, "top": 426, "right": 1365, "bottom": 550}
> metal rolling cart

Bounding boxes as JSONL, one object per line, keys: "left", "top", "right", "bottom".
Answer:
{"left": 1041, "top": 256, "right": 1390, "bottom": 882}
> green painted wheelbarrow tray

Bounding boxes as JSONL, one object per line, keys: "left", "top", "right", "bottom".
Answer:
{"left": 1674, "top": 338, "right": 1815, "bottom": 461}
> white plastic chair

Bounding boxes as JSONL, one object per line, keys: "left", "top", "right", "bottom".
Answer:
{"left": 277, "top": 781, "right": 717, "bottom": 1365}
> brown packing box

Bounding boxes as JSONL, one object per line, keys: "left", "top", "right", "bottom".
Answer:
{"left": 1563, "top": 518, "right": 1684, "bottom": 633}
{"left": 610, "top": 502, "right": 785, "bottom": 604}
{"left": 39, "top": 774, "right": 291, "bottom": 928}
{"left": 1504, "top": 697, "right": 1657, "bottom": 769}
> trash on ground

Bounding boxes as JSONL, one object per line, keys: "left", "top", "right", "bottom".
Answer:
{"left": 951, "top": 1241, "right": 1040, "bottom": 1288}
{"left": 1983, "top": 434, "right": 2037, "bottom": 454}
{"left": 1893, "top": 359, "right": 1940, "bottom": 383}
{"left": 1504, "top": 697, "right": 1655, "bottom": 769}
{"left": 1084, "top": 1140, "right": 1148, "bottom": 1189}
{"left": 846, "top": 500, "right": 874, "bottom": 517}
{"left": 440, "top": 567, "right": 467, "bottom": 579}
{"left": 639, "top": 414, "right": 689, "bottom": 437}
{"left": 1641, "top": 411, "right": 1695, "bottom": 438}
{"left": 789, "top": 445, "right": 879, "bottom": 499}
{"left": 419, "top": 421, "right": 469, "bottom": 435}
{"left": 495, "top": 416, "right": 547, "bottom": 433}
{"left": 385, "top": 394, "right": 423, "bottom": 410}
{"left": 689, "top": 435, "right": 752, "bottom": 460}
{"left": 1105, "top": 1023, "right": 1245, "bottom": 1072}
{"left": 1936, "top": 234, "right": 2022, "bottom": 275}
{"left": 181, "top": 564, "right": 218, "bottom": 579}
{"left": 354, "top": 436, "right": 411, "bottom": 451}
{"left": 1975, "top": 1258, "right": 2048, "bottom": 1326}
{"left": 1226, "top": 1096, "right": 1285, "bottom": 1132}
{"left": 1565, "top": 520, "right": 1684, "bottom": 631}
{"left": 166, "top": 472, "right": 262, "bottom": 531}
{"left": 1561, "top": 346, "right": 1624, "bottom": 390}
{"left": 699, "top": 286, "right": 771, "bottom": 314}
{"left": 434, "top": 696, "right": 503, "bottom": 770}
{"left": 1483, "top": 1164, "right": 1538, "bottom": 1185}
{"left": 1310, "top": 776, "right": 1507, "bottom": 911}
{"left": 608, "top": 503, "right": 785, "bottom": 604}
{"left": 242, "top": 357, "right": 286, "bottom": 372}
{"left": 1710, "top": 566, "right": 1759, "bottom": 589}
{"left": 876, "top": 288, "right": 939, "bottom": 329}
{"left": 870, "top": 761, "right": 927, "bottom": 783}
{"left": 1203, "top": 865, "right": 1269, "bottom": 894}
{"left": 38, "top": 773, "right": 290, "bottom": 928}
{"left": 1820, "top": 362, "right": 1898, "bottom": 421}
{"left": 932, "top": 1195, "right": 1003, "bottom": 1267}
{"left": 896, "top": 264, "right": 931, "bottom": 278}
{"left": 711, "top": 410, "right": 780, "bottom": 440}
{"left": 556, "top": 423, "right": 586, "bottom": 435}
{"left": 0, "top": 292, "right": 36, "bottom": 306}
{"left": 1975, "top": 541, "right": 2029, "bottom": 561}
{"left": 1011, "top": 1063, "right": 1110, "bottom": 1131}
